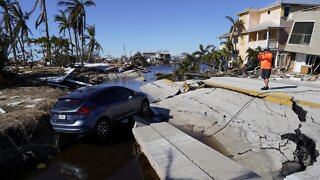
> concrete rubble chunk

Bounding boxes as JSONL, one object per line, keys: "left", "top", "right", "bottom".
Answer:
{"left": 140, "top": 79, "right": 183, "bottom": 102}
{"left": 0, "top": 107, "right": 6, "bottom": 114}
{"left": 0, "top": 96, "right": 7, "bottom": 101}
{"left": 133, "top": 122, "right": 262, "bottom": 179}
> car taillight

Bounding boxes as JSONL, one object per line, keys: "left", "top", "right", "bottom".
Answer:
{"left": 78, "top": 107, "right": 91, "bottom": 114}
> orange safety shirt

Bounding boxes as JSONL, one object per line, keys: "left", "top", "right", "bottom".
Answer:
{"left": 258, "top": 52, "right": 272, "bottom": 69}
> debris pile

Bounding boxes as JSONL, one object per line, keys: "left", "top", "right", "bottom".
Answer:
{"left": 0, "top": 87, "right": 65, "bottom": 176}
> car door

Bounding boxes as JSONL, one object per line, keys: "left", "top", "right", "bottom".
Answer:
{"left": 97, "top": 88, "right": 123, "bottom": 120}
{"left": 114, "top": 87, "right": 136, "bottom": 115}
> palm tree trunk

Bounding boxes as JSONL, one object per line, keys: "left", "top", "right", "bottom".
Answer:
{"left": 6, "top": 19, "right": 18, "bottom": 68}
{"left": 81, "top": 27, "right": 84, "bottom": 67}
{"left": 18, "top": 32, "right": 27, "bottom": 66}
{"left": 68, "top": 27, "right": 73, "bottom": 56}
{"left": 73, "top": 28, "right": 79, "bottom": 63}
{"left": 42, "top": 0, "right": 51, "bottom": 66}
{"left": 10, "top": 31, "right": 18, "bottom": 67}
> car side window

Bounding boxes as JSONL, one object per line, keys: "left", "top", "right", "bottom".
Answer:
{"left": 93, "top": 89, "right": 115, "bottom": 102}
{"left": 114, "top": 88, "right": 132, "bottom": 99}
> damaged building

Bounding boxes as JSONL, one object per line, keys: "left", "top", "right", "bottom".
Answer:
{"left": 285, "top": 6, "right": 320, "bottom": 74}
{"left": 219, "top": 0, "right": 320, "bottom": 74}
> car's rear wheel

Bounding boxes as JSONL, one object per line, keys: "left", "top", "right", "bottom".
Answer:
{"left": 95, "top": 119, "right": 111, "bottom": 140}
{"left": 140, "top": 99, "right": 150, "bottom": 117}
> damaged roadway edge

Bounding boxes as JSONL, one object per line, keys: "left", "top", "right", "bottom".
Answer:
{"left": 204, "top": 81, "right": 320, "bottom": 109}
{"left": 183, "top": 81, "right": 319, "bottom": 177}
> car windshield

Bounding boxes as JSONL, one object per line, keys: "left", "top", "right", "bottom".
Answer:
{"left": 54, "top": 98, "right": 84, "bottom": 110}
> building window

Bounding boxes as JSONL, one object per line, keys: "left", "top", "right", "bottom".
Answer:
{"left": 233, "top": 37, "right": 238, "bottom": 44}
{"left": 289, "top": 22, "right": 314, "bottom": 45}
{"left": 284, "top": 6, "right": 290, "bottom": 17}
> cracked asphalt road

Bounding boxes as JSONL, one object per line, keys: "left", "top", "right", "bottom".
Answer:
{"left": 140, "top": 79, "right": 320, "bottom": 179}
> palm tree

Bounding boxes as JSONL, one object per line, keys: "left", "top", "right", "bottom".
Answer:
{"left": 246, "top": 46, "right": 262, "bottom": 69}
{"left": 85, "top": 24, "right": 102, "bottom": 63}
{"left": 193, "top": 44, "right": 213, "bottom": 59}
{"left": 193, "top": 44, "right": 214, "bottom": 72}
{"left": 225, "top": 16, "right": 245, "bottom": 52}
{"left": 219, "top": 48, "right": 231, "bottom": 72}
{"left": 182, "top": 53, "right": 199, "bottom": 73}
{"left": 209, "top": 48, "right": 221, "bottom": 72}
{"left": 30, "top": 0, "right": 51, "bottom": 65}
{"left": 0, "top": 0, "right": 18, "bottom": 66}
{"left": 58, "top": 0, "right": 96, "bottom": 67}
{"left": 0, "top": 27, "right": 10, "bottom": 71}
{"left": 55, "top": 10, "right": 74, "bottom": 56}
{"left": 11, "top": 2, "right": 32, "bottom": 65}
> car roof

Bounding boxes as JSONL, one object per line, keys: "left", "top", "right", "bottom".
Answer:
{"left": 60, "top": 85, "right": 131, "bottom": 100}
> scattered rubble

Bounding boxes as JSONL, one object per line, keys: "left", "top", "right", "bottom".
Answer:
{"left": 0, "top": 86, "right": 65, "bottom": 176}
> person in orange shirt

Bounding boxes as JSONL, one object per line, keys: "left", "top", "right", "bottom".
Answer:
{"left": 258, "top": 48, "right": 273, "bottom": 90}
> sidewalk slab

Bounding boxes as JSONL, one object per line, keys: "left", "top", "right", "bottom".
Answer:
{"left": 204, "top": 77, "right": 320, "bottom": 109}
{"left": 133, "top": 122, "right": 261, "bottom": 180}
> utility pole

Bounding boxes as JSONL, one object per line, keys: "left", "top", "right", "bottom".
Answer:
{"left": 123, "top": 43, "right": 127, "bottom": 57}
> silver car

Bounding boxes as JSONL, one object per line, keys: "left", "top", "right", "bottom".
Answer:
{"left": 50, "top": 85, "right": 150, "bottom": 139}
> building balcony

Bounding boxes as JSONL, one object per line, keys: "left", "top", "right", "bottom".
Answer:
{"left": 248, "top": 40, "right": 278, "bottom": 50}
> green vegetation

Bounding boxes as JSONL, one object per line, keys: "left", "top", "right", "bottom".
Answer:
{"left": 225, "top": 16, "right": 245, "bottom": 52}
{"left": 0, "top": 29, "right": 10, "bottom": 72}
{"left": 175, "top": 15, "right": 262, "bottom": 79}
{"left": 0, "top": 0, "right": 99, "bottom": 69}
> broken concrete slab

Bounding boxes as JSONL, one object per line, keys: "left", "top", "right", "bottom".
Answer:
{"left": 133, "top": 122, "right": 261, "bottom": 179}
{"left": 140, "top": 79, "right": 183, "bottom": 102}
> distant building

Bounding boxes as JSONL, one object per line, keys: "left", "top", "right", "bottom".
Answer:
{"left": 219, "top": 0, "right": 320, "bottom": 68}
{"left": 285, "top": 6, "right": 320, "bottom": 73}
{"left": 142, "top": 51, "right": 171, "bottom": 63}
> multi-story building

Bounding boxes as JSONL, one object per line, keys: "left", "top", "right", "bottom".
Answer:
{"left": 285, "top": 7, "right": 320, "bottom": 73}
{"left": 142, "top": 51, "right": 171, "bottom": 64}
{"left": 219, "top": 0, "right": 320, "bottom": 68}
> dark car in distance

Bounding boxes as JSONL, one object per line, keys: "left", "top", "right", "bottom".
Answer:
{"left": 50, "top": 85, "right": 150, "bottom": 139}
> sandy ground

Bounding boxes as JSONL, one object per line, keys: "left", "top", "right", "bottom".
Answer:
{"left": 140, "top": 79, "right": 320, "bottom": 179}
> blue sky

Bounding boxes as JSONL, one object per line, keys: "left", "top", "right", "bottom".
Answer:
{"left": 19, "top": 0, "right": 275, "bottom": 57}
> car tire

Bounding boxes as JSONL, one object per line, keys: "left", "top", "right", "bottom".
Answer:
{"left": 140, "top": 99, "right": 150, "bottom": 117}
{"left": 95, "top": 119, "right": 111, "bottom": 140}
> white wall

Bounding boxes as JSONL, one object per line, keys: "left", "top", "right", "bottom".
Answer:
{"left": 293, "top": 53, "right": 306, "bottom": 72}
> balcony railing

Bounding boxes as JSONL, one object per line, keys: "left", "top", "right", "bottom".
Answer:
{"left": 248, "top": 40, "right": 278, "bottom": 49}
{"left": 289, "top": 33, "right": 312, "bottom": 45}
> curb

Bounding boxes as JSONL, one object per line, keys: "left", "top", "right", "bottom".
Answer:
{"left": 204, "top": 81, "right": 320, "bottom": 109}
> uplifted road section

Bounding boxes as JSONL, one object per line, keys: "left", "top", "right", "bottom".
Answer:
{"left": 133, "top": 122, "right": 261, "bottom": 180}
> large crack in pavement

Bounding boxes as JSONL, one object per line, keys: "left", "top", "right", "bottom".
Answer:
{"left": 280, "top": 125, "right": 319, "bottom": 177}
{"left": 291, "top": 100, "right": 308, "bottom": 122}
{"left": 152, "top": 83, "right": 318, "bottom": 178}
{"left": 197, "top": 85, "right": 319, "bottom": 177}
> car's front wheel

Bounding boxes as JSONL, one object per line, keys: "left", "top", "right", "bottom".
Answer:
{"left": 95, "top": 119, "right": 111, "bottom": 140}
{"left": 140, "top": 99, "right": 150, "bottom": 117}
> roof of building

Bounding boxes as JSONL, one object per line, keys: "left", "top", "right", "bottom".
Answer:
{"left": 218, "top": 31, "right": 240, "bottom": 38}
{"left": 243, "top": 21, "right": 285, "bottom": 33}
{"left": 238, "top": 0, "right": 320, "bottom": 15}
